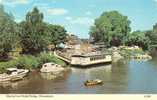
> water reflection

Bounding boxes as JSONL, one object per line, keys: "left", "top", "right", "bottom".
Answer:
{"left": 126, "top": 58, "right": 157, "bottom": 93}
{"left": 0, "top": 78, "right": 29, "bottom": 94}
{"left": 71, "top": 64, "right": 112, "bottom": 80}
{"left": 40, "top": 73, "right": 64, "bottom": 80}
{"left": 0, "top": 79, "right": 29, "bottom": 89}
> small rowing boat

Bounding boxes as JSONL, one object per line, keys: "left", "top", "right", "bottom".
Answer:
{"left": 84, "top": 79, "right": 103, "bottom": 86}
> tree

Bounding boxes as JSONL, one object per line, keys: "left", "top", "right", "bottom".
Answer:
{"left": 19, "top": 7, "right": 49, "bottom": 54}
{"left": 125, "top": 31, "right": 150, "bottom": 50}
{"left": 0, "top": 5, "right": 18, "bottom": 60}
{"left": 145, "top": 24, "right": 157, "bottom": 51}
{"left": 46, "top": 24, "right": 67, "bottom": 48}
{"left": 146, "top": 24, "right": 157, "bottom": 46}
{"left": 89, "top": 11, "right": 131, "bottom": 46}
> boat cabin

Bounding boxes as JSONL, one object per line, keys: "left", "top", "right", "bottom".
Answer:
{"left": 6, "top": 68, "right": 18, "bottom": 74}
{"left": 6, "top": 68, "right": 25, "bottom": 75}
{"left": 40, "top": 63, "right": 63, "bottom": 73}
{"left": 71, "top": 52, "right": 112, "bottom": 66}
{"left": 42, "top": 63, "right": 60, "bottom": 68}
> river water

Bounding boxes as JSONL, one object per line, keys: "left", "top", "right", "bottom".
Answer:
{"left": 0, "top": 57, "right": 157, "bottom": 94}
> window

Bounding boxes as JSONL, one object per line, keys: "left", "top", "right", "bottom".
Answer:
{"left": 90, "top": 55, "right": 106, "bottom": 61}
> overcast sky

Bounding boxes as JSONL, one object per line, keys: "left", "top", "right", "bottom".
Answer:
{"left": 1, "top": 0, "right": 157, "bottom": 38}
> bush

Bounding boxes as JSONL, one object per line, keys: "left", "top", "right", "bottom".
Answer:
{"left": 16, "top": 55, "right": 39, "bottom": 69}
{"left": 0, "top": 60, "right": 18, "bottom": 73}
{"left": 0, "top": 52, "right": 66, "bottom": 73}
{"left": 37, "top": 52, "right": 65, "bottom": 67}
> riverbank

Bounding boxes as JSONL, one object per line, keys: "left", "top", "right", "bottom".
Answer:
{"left": 0, "top": 45, "right": 152, "bottom": 73}
{"left": 110, "top": 46, "right": 152, "bottom": 61}
{"left": 0, "top": 52, "right": 66, "bottom": 73}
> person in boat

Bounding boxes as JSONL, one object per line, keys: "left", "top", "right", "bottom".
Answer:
{"left": 84, "top": 79, "right": 103, "bottom": 86}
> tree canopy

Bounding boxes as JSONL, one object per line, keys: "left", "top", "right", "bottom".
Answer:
{"left": 125, "top": 31, "right": 150, "bottom": 50}
{"left": 147, "top": 24, "right": 157, "bottom": 46}
{"left": 1, "top": 5, "right": 157, "bottom": 59}
{"left": 19, "top": 7, "right": 49, "bottom": 54}
{"left": 89, "top": 11, "right": 131, "bottom": 46}
{"left": 145, "top": 24, "right": 157, "bottom": 51}
{"left": 0, "top": 5, "right": 18, "bottom": 59}
{"left": 19, "top": 7, "right": 67, "bottom": 54}
{"left": 46, "top": 24, "right": 67, "bottom": 48}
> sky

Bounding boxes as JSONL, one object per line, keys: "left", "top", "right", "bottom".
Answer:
{"left": 0, "top": 0, "right": 157, "bottom": 38}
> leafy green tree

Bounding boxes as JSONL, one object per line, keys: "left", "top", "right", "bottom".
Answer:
{"left": 0, "top": 5, "right": 18, "bottom": 59}
{"left": 89, "top": 11, "right": 131, "bottom": 46}
{"left": 145, "top": 24, "right": 157, "bottom": 51}
{"left": 146, "top": 25, "right": 157, "bottom": 46}
{"left": 19, "top": 7, "right": 49, "bottom": 54}
{"left": 125, "top": 31, "right": 150, "bottom": 50}
{"left": 46, "top": 24, "right": 67, "bottom": 48}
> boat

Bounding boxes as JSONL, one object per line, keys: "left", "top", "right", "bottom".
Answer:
{"left": 54, "top": 50, "right": 112, "bottom": 66}
{"left": 71, "top": 52, "right": 112, "bottom": 66}
{"left": 84, "top": 79, "right": 103, "bottom": 86}
{"left": 40, "top": 62, "right": 65, "bottom": 74}
{"left": 0, "top": 68, "right": 29, "bottom": 82}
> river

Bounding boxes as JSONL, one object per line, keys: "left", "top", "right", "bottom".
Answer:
{"left": 0, "top": 57, "right": 157, "bottom": 94}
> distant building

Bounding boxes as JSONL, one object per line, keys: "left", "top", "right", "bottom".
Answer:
{"left": 64, "top": 34, "right": 82, "bottom": 49}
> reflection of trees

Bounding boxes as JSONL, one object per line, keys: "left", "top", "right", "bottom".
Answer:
{"left": 40, "top": 73, "right": 64, "bottom": 80}
{"left": 108, "top": 60, "right": 129, "bottom": 93}
{"left": 84, "top": 64, "right": 112, "bottom": 80}
{"left": 0, "top": 78, "right": 29, "bottom": 93}
{"left": 82, "top": 60, "right": 130, "bottom": 93}
{"left": 148, "top": 57, "right": 157, "bottom": 67}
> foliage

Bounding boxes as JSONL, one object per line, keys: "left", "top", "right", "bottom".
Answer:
{"left": 15, "top": 55, "right": 39, "bottom": 69}
{"left": 19, "top": 7, "right": 49, "bottom": 54}
{"left": 120, "top": 47, "right": 145, "bottom": 59}
{"left": 125, "top": 31, "right": 151, "bottom": 50}
{"left": 46, "top": 24, "right": 67, "bottom": 48}
{"left": 0, "top": 60, "right": 18, "bottom": 73}
{"left": 146, "top": 25, "right": 157, "bottom": 50}
{"left": 19, "top": 7, "right": 67, "bottom": 54}
{"left": 37, "top": 52, "right": 65, "bottom": 67}
{"left": 0, "top": 52, "right": 66, "bottom": 73}
{"left": 89, "top": 10, "right": 131, "bottom": 46}
{"left": 0, "top": 5, "right": 19, "bottom": 59}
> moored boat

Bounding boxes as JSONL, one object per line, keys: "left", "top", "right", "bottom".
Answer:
{"left": 0, "top": 68, "right": 29, "bottom": 82}
{"left": 40, "top": 62, "right": 65, "bottom": 74}
{"left": 71, "top": 52, "right": 112, "bottom": 66}
{"left": 40, "top": 62, "right": 67, "bottom": 80}
{"left": 84, "top": 79, "right": 103, "bottom": 86}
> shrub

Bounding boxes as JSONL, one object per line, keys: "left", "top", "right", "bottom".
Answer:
{"left": 0, "top": 60, "right": 18, "bottom": 73}
{"left": 37, "top": 52, "right": 65, "bottom": 67}
{"left": 0, "top": 52, "right": 66, "bottom": 73}
{"left": 15, "top": 55, "right": 39, "bottom": 69}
